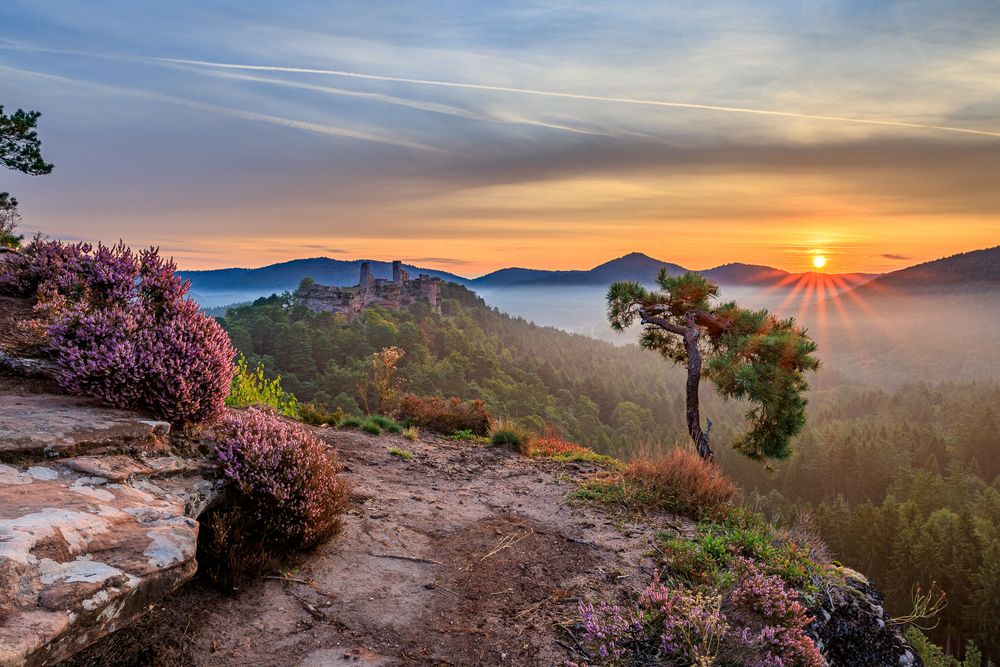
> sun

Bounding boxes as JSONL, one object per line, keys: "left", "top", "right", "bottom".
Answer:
{"left": 812, "top": 255, "right": 828, "bottom": 269}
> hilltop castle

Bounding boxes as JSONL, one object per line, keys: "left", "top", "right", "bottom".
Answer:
{"left": 297, "top": 260, "right": 442, "bottom": 320}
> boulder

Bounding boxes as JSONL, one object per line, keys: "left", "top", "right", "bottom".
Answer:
{"left": 0, "top": 391, "right": 218, "bottom": 667}
{"left": 809, "top": 567, "right": 922, "bottom": 667}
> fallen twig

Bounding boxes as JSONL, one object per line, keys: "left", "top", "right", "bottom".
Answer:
{"left": 368, "top": 552, "right": 443, "bottom": 565}
{"left": 480, "top": 529, "right": 533, "bottom": 561}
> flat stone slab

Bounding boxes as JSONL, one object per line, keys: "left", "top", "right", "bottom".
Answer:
{"left": 0, "top": 395, "right": 170, "bottom": 461}
{"left": 0, "top": 460, "right": 217, "bottom": 666}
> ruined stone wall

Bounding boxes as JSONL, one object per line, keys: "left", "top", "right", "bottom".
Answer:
{"left": 297, "top": 262, "right": 442, "bottom": 320}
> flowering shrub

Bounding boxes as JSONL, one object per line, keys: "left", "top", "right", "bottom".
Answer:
{"left": 1, "top": 239, "right": 235, "bottom": 425}
{"left": 212, "top": 407, "right": 349, "bottom": 550}
{"left": 576, "top": 565, "right": 823, "bottom": 667}
{"left": 578, "top": 575, "right": 727, "bottom": 665}
{"left": 397, "top": 393, "right": 492, "bottom": 435}
{"left": 726, "top": 559, "right": 824, "bottom": 667}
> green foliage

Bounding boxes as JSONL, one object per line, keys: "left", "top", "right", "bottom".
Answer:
{"left": 449, "top": 428, "right": 489, "bottom": 443}
{"left": 0, "top": 192, "right": 22, "bottom": 248}
{"left": 226, "top": 354, "right": 301, "bottom": 418}
{"left": 656, "top": 509, "right": 827, "bottom": 593}
{"left": 388, "top": 447, "right": 413, "bottom": 461}
{"left": 1, "top": 106, "right": 54, "bottom": 175}
{"left": 608, "top": 271, "right": 819, "bottom": 461}
{"left": 906, "top": 628, "right": 983, "bottom": 667}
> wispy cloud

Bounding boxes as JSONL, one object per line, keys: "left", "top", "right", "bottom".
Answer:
{"left": 881, "top": 253, "right": 912, "bottom": 260}
{"left": 0, "top": 64, "right": 440, "bottom": 152}
{"left": 156, "top": 57, "right": 1000, "bottom": 140}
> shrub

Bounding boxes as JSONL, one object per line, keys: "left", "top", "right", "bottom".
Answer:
{"left": 397, "top": 393, "right": 492, "bottom": 435}
{"left": 575, "top": 564, "right": 824, "bottom": 667}
{"left": 361, "top": 420, "right": 383, "bottom": 435}
{"left": 489, "top": 418, "right": 532, "bottom": 451}
{"left": 226, "top": 354, "right": 300, "bottom": 418}
{"left": 357, "top": 346, "right": 405, "bottom": 415}
{"left": 524, "top": 425, "right": 618, "bottom": 465}
{"left": 367, "top": 414, "right": 403, "bottom": 433}
{"left": 212, "top": 407, "right": 349, "bottom": 552}
{"left": 298, "top": 402, "right": 349, "bottom": 426}
{"left": 3, "top": 239, "right": 235, "bottom": 426}
{"left": 577, "top": 448, "right": 738, "bottom": 521}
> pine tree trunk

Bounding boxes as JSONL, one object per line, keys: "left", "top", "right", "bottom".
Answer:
{"left": 684, "top": 323, "right": 714, "bottom": 461}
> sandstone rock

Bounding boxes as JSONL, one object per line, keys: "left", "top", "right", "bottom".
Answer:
{"left": 0, "top": 391, "right": 219, "bottom": 666}
{"left": 0, "top": 394, "right": 170, "bottom": 460}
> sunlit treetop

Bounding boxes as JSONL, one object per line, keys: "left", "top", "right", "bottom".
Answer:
{"left": 608, "top": 270, "right": 820, "bottom": 462}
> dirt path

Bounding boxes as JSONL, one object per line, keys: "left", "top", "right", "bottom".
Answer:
{"left": 88, "top": 427, "right": 669, "bottom": 667}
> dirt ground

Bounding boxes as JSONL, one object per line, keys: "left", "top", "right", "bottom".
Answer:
{"left": 69, "top": 426, "right": 672, "bottom": 667}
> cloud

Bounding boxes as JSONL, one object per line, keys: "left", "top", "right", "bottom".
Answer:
{"left": 301, "top": 245, "right": 350, "bottom": 254}
{"left": 881, "top": 253, "right": 911, "bottom": 260}
{"left": 406, "top": 257, "right": 472, "bottom": 266}
{"left": 157, "top": 56, "right": 1000, "bottom": 140}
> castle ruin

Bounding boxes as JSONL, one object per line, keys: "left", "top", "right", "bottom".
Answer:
{"left": 297, "top": 260, "right": 442, "bottom": 320}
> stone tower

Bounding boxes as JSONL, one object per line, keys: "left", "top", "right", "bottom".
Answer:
{"left": 359, "top": 262, "right": 372, "bottom": 291}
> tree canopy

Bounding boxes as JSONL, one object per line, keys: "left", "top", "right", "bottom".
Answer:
{"left": 1, "top": 106, "right": 53, "bottom": 176}
{"left": 608, "top": 270, "right": 819, "bottom": 461}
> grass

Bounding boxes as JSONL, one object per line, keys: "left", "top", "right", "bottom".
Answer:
{"left": 573, "top": 448, "right": 738, "bottom": 521}
{"left": 388, "top": 447, "right": 414, "bottom": 461}
{"left": 488, "top": 418, "right": 532, "bottom": 450}
{"left": 449, "top": 428, "right": 490, "bottom": 443}
{"left": 654, "top": 508, "right": 829, "bottom": 593}
{"left": 402, "top": 426, "right": 419, "bottom": 441}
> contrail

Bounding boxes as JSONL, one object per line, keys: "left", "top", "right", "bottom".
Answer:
{"left": 156, "top": 56, "right": 1000, "bottom": 139}
{"left": 0, "top": 64, "right": 440, "bottom": 152}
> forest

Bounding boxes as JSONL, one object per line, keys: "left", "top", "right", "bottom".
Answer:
{"left": 219, "top": 283, "right": 1000, "bottom": 661}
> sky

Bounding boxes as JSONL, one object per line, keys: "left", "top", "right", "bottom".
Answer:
{"left": 1, "top": 1, "right": 998, "bottom": 275}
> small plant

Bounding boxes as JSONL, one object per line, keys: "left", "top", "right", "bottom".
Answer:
{"left": 367, "top": 414, "right": 403, "bottom": 433}
{"left": 357, "top": 346, "right": 405, "bottom": 415}
{"left": 489, "top": 418, "right": 532, "bottom": 451}
{"left": 298, "top": 402, "right": 349, "bottom": 426}
{"left": 361, "top": 420, "right": 383, "bottom": 435}
{"left": 524, "top": 425, "right": 618, "bottom": 465}
{"left": 449, "top": 428, "right": 489, "bottom": 443}
{"left": 397, "top": 393, "right": 492, "bottom": 435}
{"left": 388, "top": 447, "right": 413, "bottom": 461}
{"left": 576, "top": 448, "right": 738, "bottom": 521}
{"left": 402, "top": 426, "right": 419, "bottom": 441}
{"left": 226, "top": 354, "right": 300, "bottom": 418}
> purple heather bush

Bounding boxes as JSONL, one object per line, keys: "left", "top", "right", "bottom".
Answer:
{"left": 0, "top": 238, "right": 235, "bottom": 426}
{"left": 212, "top": 407, "right": 349, "bottom": 550}
{"left": 576, "top": 563, "right": 824, "bottom": 667}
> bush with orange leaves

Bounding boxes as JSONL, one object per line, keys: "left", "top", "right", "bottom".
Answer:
{"left": 576, "top": 447, "right": 738, "bottom": 521}
{"left": 397, "top": 393, "right": 492, "bottom": 435}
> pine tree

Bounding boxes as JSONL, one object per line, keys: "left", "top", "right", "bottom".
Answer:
{"left": 607, "top": 271, "right": 819, "bottom": 461}
{"left": 1, "top": 105, "right": 53, "bottom": 247}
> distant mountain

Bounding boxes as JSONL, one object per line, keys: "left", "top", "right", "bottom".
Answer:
{"left": 701, "top": 263, "right": 790, "bottom": 286}
{"left": 179, "top": 257, "right": 470, "bottom": 307}
{"left": 473, "top": 252, "right": 686, "bottom": 288}
{"left": 849, "top": 245, "right": 1000, "bottom": 295}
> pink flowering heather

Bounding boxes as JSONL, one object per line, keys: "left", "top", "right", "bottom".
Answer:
{"left": 5, "top": 238, "right": 235, "bottom": 425}
{"left": 212, "top": 407, "right": 350, "bottom": 550}
{"left": 726, "top": 559, "right": 824, "bottom": 667}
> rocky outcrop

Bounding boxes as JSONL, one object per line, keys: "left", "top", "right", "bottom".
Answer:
{"left": 0, "top": 388, "right": 218, "bottom": 667}
{"left": 810, "top": 567, "right": 921, "bottom": 667}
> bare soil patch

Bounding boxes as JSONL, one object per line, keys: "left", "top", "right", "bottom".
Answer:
{"left": 68, "top": 426, "right": 669, "bottom": 666}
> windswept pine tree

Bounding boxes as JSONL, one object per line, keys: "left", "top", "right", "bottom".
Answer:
{"left": 607, "top": 271, "right": 819, "bottom": 462}
{"left": 0, "top": 105, "right": 53, "bottom": 248}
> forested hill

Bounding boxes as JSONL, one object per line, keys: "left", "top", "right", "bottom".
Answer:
{"left": 219, "top": 283, "right": 1000, "bottom": 659}
{"left": 220, "top": 283, "right": 718, "bottom": 452}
